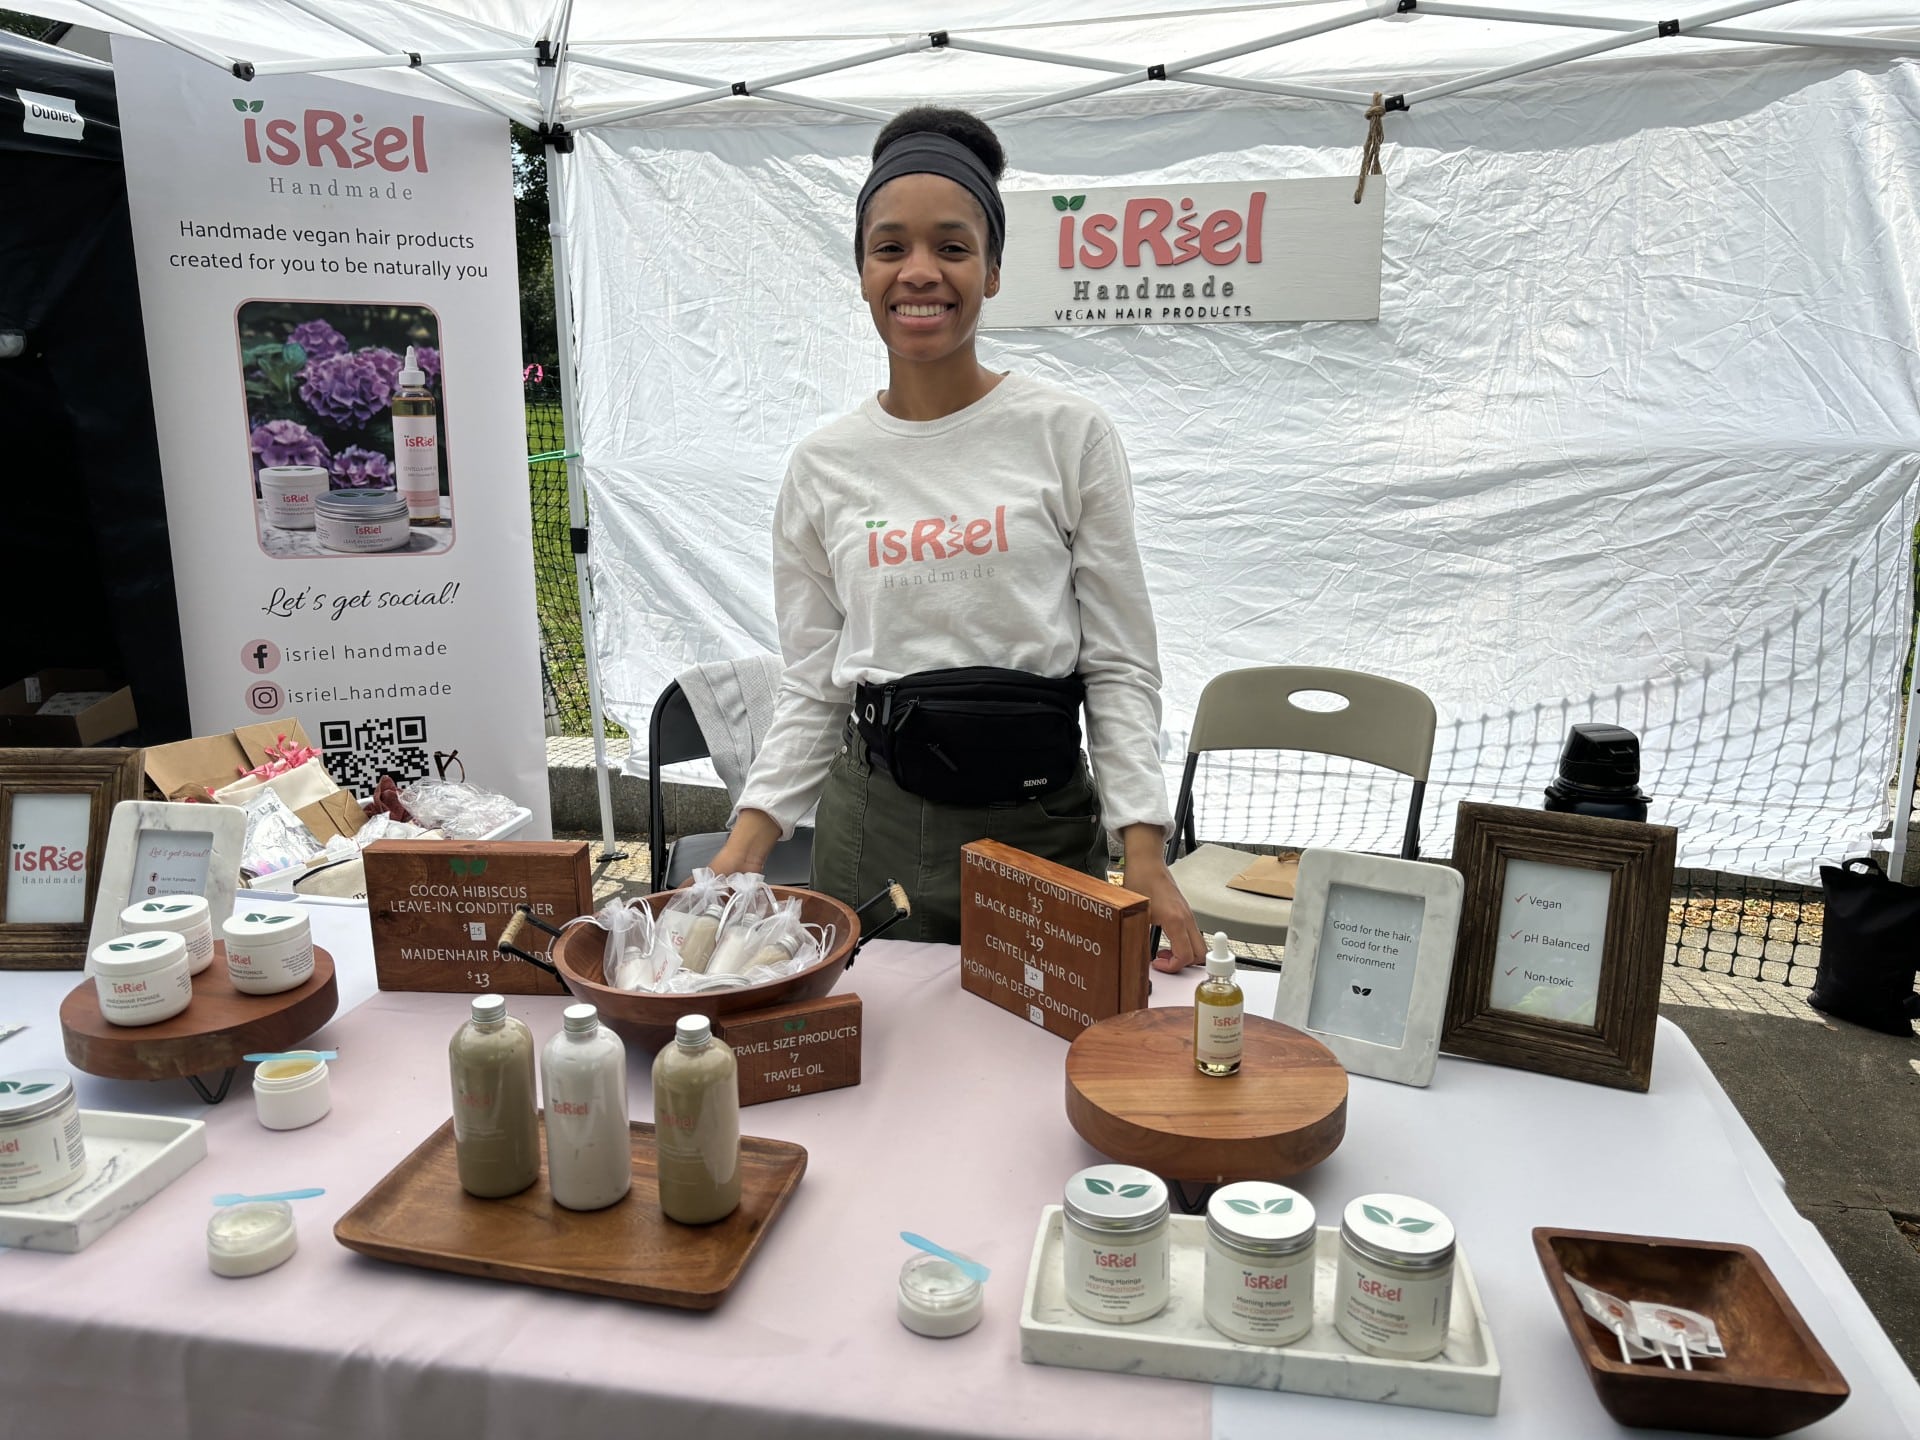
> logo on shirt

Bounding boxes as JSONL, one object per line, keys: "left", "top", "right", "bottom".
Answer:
{"left": 865, "top": 506, "right": 1008, "bottom": 567}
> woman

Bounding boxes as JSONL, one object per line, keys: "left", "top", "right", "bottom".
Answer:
{"left": 709, "top": 106, "right": 1203, "bottom": 972}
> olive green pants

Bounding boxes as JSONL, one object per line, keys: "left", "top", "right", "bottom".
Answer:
{"left": 812, "top": 721, "right": 1107, "bottom": 944}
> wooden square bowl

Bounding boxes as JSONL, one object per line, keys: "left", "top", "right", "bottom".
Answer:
{"left": 1534, "top": 1228, "right": 1849, "bottom": 1436}
{"left": 550, "top": 886, "right": 859, "bottom": 1051}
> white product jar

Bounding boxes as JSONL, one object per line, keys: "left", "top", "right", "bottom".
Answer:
{"left": 897, "top": 1252, "right": 984, "bottom": 1338}
{"left": 206, "top": 1200, "right": 298, "bottom": 1277}
{"left": 119, "top": 895, "right": 215, "bottom": 976}
{"left": 90, "top": 932, "right": 193, "bottom": 1026}
{"left": 0, "top": 1070, "right": 87, "bottom": 1204}
{"left": 1334, "top": 1193, "right": 1457, "bottom": 1361}
{"left": 257, "top": 465, "right": 325, "bottom": 529}
{"left": 313, "top": 489, "right": 410, "bottom": 553}
{"left": 252, "top": 1052, "right": 331, "bottom": 1130}
{"left": 223, "top": 905, "right": 315, "bottom": 995}
{"left": 1203, "top": 1182, "right": 1317, "bottom": 1345}
{"left": 1060, "top": 1164, "right": 1171, "bottom": 1324}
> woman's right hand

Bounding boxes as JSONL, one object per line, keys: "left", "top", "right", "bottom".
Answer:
{"left": 701, "top": 808, "right": 781, "bottom": 880}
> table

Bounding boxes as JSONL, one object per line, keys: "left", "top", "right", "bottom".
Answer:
{"left": 3, "top": 899, "right": 1918, "bottom": 1440}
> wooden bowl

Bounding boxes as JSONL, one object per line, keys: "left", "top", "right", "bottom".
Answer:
{"left": 550, "top": 886, "right": 859, "bottom": 1050}
{"left": 1534, "top": 1228, "right": 1849, "bottom": 1436}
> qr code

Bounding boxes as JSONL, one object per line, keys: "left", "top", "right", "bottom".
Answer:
{"left": 320, "top": 716, "right": 430, "bottom": 795}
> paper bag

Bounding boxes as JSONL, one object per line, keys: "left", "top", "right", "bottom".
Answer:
{"left": 145, "top": 717, "right": 365, "bottom": 844}
{"left": 1225, "top": 854, "right": 1300, "bottom": 900}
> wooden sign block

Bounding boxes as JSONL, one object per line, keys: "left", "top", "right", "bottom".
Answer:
{"left": 959, "top": 839, "right": 1150, "bottom": 1042}
{"left": 716, "top": 994, "right": 862, "bottom": 1107}
{"left": 364, "top": 841, "right": 590, "bottom": 996}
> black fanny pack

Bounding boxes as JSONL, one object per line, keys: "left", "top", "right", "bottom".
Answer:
{"left": 854, "top": 667, "right": 1086, "bottom": 806}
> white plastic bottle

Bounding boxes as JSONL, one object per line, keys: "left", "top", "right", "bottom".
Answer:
{"left": 391, "top": 345, "right": 444, "bottom": 526}
{"left": 540, "top": 1004, "right": 632, "bottom": 1211}
{"left": 1194, "top": 931, "right": 1244, "bottom": 1076}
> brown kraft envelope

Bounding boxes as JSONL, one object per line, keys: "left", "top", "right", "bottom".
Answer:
{"left": 1225, "top": 854, "right": 1299, "bottom": 900}
{"left": 144, "top": 717, "right": 365, "bottom": 842}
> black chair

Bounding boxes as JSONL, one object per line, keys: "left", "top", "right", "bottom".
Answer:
{"left": 647, "top": 678, "right": 815, "bottom": 893}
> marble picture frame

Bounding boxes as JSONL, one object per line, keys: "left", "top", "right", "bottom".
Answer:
{"left": 85, "top": 800, "right": 248, "bottom": 958}
{"left": 0, "top": 749, "right": 144, "bottom": 970}
{"left": 1272, "top": 849, "right": 1463, "bottom": 1087}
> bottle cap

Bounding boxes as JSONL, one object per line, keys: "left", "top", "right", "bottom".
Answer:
{"left": 1205, "top": 931, "right": 1235, "bottom": 978}
{"left": 471, "top": 994, "right": 507, "bottom": 1024}
{"left": 675, "top": 1013, "right": 713, "bottom": 1048}
{"left": 398, "top": 344, "right": 426, "bottom": 387}
{"left": 563, "top": 1003, "right": 599, "bottom": 1036}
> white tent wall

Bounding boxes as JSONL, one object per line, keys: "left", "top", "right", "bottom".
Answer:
{"left": 14, "top": 1, "right": 1920, "bottom": 880}
{"left": 568, "top": 49, "right": 1920, "bottom": 882}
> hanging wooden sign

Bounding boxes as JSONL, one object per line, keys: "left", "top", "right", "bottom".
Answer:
{"left": 364, "top": 840, "right": 590, "bottom": 995}
{"left": 959, "top": 839, "right": 1151, "bottom": 1042}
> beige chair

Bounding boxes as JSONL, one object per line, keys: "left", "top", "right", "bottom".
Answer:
{"left": 1166, "top": 666, "right": 1437, "bottom": 947}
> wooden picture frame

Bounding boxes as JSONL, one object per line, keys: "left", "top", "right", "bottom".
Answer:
{"left": 1442, "top": 802, "right": 1677, "bottom": 1092}
{"left": 86, "top": 800, "right": 249, "bottom": 958}
{"left": 1273, "top": 849, "right": 1463, "bottom": 1087}
{"left": 0, "top": 749, "right": 145, "bottom": 970}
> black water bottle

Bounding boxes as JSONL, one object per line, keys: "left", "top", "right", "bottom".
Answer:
{"left": 1543, "top": 723, "right": 1650, "bottom": 822}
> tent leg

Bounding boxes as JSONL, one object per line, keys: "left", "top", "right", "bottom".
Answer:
{"left": 1889, "top": 586, "right": 1920, "bottom": 884}
{"left": 548, "top": 145, "right": 623, "bottom": 865}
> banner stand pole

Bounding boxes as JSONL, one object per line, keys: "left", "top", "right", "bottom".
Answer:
{"left": 547, "top": 142, "right": 623, "bottom": 864}
{"left": 1889, "top": 509, "right": 1920, "bottom": 883}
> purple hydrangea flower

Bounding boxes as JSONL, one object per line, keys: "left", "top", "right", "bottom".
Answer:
{"left": 249, "top": 419, "right": 331, "bottom": 470}
{"left": 414, "top": 346, "right": 441, "bottom": 385}
{"left": 299, "top": 351, "right": 396, "bottom": 427}
{"left": 286, "top": 319, "right": 349, "bottom": 362}
{"left": 359, "top": 346, "right": 402, "bottom": 390}
{"left": 329, "top": 446, "right": 394, "bottom": 490}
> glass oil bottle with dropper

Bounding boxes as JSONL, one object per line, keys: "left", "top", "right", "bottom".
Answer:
{"left": 391, "top": 344, "right": 445, "bottom": 527}
{"left": 1194, "top": 931, "right": 1244, "bottom": 1077}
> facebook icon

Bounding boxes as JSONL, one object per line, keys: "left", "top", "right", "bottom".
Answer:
{"left": 241, "top": 638, "right": 281, "bottom": 674}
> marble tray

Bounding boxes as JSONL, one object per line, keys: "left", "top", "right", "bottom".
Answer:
{"left": 0, "top": 1110, "right": 207, "bottom": 1253}
{"left": 1019, "top": 1208, "right": 1501, "bottom": 1416}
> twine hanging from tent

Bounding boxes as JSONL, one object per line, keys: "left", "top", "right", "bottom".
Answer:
{"left": 1354, "top": 92, "right": 1387, "bottom": 204}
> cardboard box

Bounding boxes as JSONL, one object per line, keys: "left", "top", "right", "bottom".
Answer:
{"left": 144, "top": 716, "right": 365, "bottom": 843}
{"left": 0, "top": 669, "right": 138, "bottom": 746}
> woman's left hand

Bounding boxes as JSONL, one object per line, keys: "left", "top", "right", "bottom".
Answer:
{"left": 1118, "top": 827, "right": 1204, "bottom": 972}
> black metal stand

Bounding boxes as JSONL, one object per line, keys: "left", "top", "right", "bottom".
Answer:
{"left": 187, "top": 1068, "right": 237, "bottom": 1105}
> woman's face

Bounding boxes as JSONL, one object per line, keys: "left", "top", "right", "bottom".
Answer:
{"left": 859, "top": 173, "right": 1000, "bottom": 366}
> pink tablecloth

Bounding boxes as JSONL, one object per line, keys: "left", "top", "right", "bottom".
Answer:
{"left": 3, "top": 901, "right": 1918, "bottom": 1440}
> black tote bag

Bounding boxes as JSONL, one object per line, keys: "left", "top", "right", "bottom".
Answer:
{"left": 1808, "top": 857, "right": 1920, "bottom": 1037}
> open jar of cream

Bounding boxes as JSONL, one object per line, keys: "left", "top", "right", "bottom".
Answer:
{"left": 1061, "top": 1164, "right": 1171, "bottom": 1324}
{"left": 207, "top": 1200, "right": 298, "bottom": 1277}
{"left": 1204, "top": 1181, "right": 1317, "bottom": 1345}
{"left": 314, "top": 490, "right": 410, "bottom": 554}
{"left": 0, "top": 1069, "right": 87, "bottom": 1203}
{"left": 1334, "top": 1193, "right": 1457, "bottom": 1361}
{"left": 119, "top": 895, "right": 215, "bottom": 976}
{"left": 897, "top": 1253, "right": 984, "bottom": 1338}
{"left": 90, "top": 932, "right": 193, "bottom": 1026}
{"left": 253, "top": 1051, "right": 331, "bottom": 1130}
{"left": 223, "top": 905, "right": 315, "bottom": 995}
{"left": 257, "top": 465, "right": 325, "bottom": 529}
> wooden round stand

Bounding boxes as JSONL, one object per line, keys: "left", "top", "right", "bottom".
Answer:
{"left": 60, "top": 942, "right": 338, "bottom": 1103}
{"left": 1065, "top": 1009, "right": 1348, "bottom": 1188}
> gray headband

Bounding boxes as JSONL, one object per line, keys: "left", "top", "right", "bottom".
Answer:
{"left": 855, "top": 132, "right": 1005, "bottom": 265}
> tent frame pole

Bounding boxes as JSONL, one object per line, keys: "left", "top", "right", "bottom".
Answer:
{"left": 270, "top": 0, "right": 540, "bottom": 125}
{"left": 1891, "top": 498, "right": 1920, "bottom": 882}
{"left": 251, "top": 49, "right": 534, "bottom": 77}
{"left": 78, "top": 0, "right": 235, "bottom": 72}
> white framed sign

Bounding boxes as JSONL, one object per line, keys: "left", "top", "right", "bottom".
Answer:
{"left": 1273, "top": 849, "right": 1463, "bottom": 1088}
{"left": 87, "top": 801, "right": 247, "bottom": 956}
{"left": 988, "top": 176, "right": 1383, "bottom": 330}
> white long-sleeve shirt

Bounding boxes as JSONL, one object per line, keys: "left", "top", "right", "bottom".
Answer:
{"left": 734, "top": 373, "right": 1173, "bottom": 839}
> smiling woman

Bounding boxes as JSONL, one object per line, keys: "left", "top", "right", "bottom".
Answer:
{"left": 704, "top": 108, "right": 1203, "bottom": 971}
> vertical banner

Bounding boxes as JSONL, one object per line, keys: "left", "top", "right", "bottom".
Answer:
{"left": 112, "top": 39, "right": 551, "bottom": 837}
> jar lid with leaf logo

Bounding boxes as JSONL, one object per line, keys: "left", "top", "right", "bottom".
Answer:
{"left": 1062, "top": 1163, "right": 1169, "bottom": 1236}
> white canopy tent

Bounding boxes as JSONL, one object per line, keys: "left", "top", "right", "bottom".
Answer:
{"left": 23, "top": 0, "right": 1920, "bottom": 881}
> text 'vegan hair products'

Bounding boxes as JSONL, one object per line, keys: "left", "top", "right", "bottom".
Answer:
{"left": 1061, "top": 1164, "right": 1171, "bottom": 1324}
{"left": 540, "top": 1004, "right": 630, "bottom": 1211}
{"left": 1203, "top": 1181, "right": 1316, "bottom": 1345}
{"left": 449, "top": 994, "right": 539, "bottom": 1199}
{"left": 0, "top": 1070, "right": 87, "bottom": 1203}
{"left": 652, "top": 1014, "right": 741, "bottom": 1224}
{"left": 222, "top": 905, "right": 315, "bottom": 996}
{"left": 90, "top": 932, "right": 193, "bottom": 1027}
{"left": 120, "top": 895, "right": 215, "bottom": 976}
{"left": 1194, "top": 931, "right": 1243, "bottom": 1076}
{"left": 314, "top": 489, "right": 410, "bottom": 553}
{"left": 391, "top": 346, "right": 445, "bottom": 527}
{"left": 252, "top": 1051, "right": 331, "bottom": 1131}
{"left": 1335, "top": 1193, "right": 1457, "bottom": 1361}
{"left": 257, "top": 465, "right": 325, "bottom": 529}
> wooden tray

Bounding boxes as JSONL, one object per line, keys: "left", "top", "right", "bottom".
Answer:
{"left": 1065, "top": 1008, "right": 1347, "bottom": 1183}
{"left": 335, "top": 1115, "right": 807, "bottom": 1309}
{"left": 59, "top": 942, "right": 338, "bottom": 1082}
{"left": 1534, "top": 1227, "right": 1849, "bottom": 1436}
